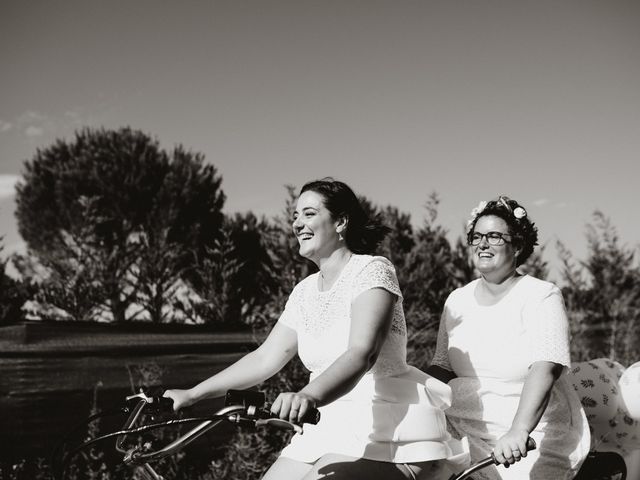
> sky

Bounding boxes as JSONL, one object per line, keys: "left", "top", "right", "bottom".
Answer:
{"left": 1, "top": 0, "right": 639, "bottom": 280}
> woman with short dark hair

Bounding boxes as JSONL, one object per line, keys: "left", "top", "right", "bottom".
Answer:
{"left": 165, "top": 179, "right": 467, "bottom": 480}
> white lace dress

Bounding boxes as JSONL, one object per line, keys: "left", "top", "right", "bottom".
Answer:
{"left": 278, "top": 254, "right": 467, "bottom": 466}
{"left": 431, "top": 275, "right": 590, "bottom": 480}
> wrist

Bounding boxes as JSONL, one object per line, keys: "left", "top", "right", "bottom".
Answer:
{"left": 297, "top": 388, "right": 320, "bottom": 405}
{"left": 186, "top": 386, "right": 206, "bottom": 405}
{"left": 509, "top": 423, "right": 530, "bottom": 435}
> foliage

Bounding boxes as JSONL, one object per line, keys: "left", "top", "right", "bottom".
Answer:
{"left": 183, "top": 212, "right": 283, "bottom": 328}
{"left": 559, "top": 212, "right": 640, "bottom": 365}
{"left": 203, "top": 187, "right": 313, "bottom": 480}
{"left": 15, "top": 128, "right": 225, "bottom": 323}
{"left": 8, "top": 129, "right": 640, "bottom": 478}
{"left": 391, "top": 194, "right": 474, "bottom": 369}
{"left": 0, "top": 240, "right": 32, "bottom": 324}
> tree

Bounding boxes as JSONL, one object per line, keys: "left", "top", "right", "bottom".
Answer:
{"left": 0, "top": 240, "right": 31, "bottom": 324}
{"left": 180, "top": 213, "right": 276, "bottom": 327}
{"left": 560, "top": 212, "right": 640, "bottom": 364}
{"left": 518, "top": 248, "right": 549, "bottom": 280}
{"left": 202, "top": 186, "right": 313, "bottom": 480}
{"left": 398, "top": 194, "right": 474, "bottom": 369}
{"left": 15, "top": 127, "right": 225, "bottom": 322}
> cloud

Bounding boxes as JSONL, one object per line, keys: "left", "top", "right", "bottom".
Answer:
{"left": 19, "top": 111, "right": 47, "bottom": 123}
{"left": 10, "top": 104, "right": 111, "bottom": 141}
{"left": 17, "top": 110, "right": 51, "bottom": 138}
{"left": 65, "top": 110, "right": 84, "bottom": 124}
{"left": 532, "top": 198, "right": 570, "bottom": 209}
{"left": 0, "top": 174, "right": 21, "bottom": 198}
{"left": 532, "top": 198, "right": 550, "bottom": 207}
{"left": 24, "top": 125, "right": 45, "bottom": 137}
{"left": 0, "top": 120, "right": 12, "bottom": 133}
{"left": 8, "top": 105, "right": 112, "bottom": 141}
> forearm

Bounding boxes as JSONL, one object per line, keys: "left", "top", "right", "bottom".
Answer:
{"left": 189, "top": 348, "right": 288, "bottom": 403}
{"left": 281, "top": 287, "right": 393, "bottom": 418}
{"left": 299, "top": 347, "right": 373, "bottom": 406}
{"left": 510, "top": 362, "right": 561, "bottom": 434}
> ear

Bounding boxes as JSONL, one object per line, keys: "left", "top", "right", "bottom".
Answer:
{"left": 335, "top": 215, "right": 348, "bottom": 233}
{"left": 514, "top": 250, "right": 522, "bottom": 264}
{"left": 513, "top": 244, "right": 523, "bottom": 264}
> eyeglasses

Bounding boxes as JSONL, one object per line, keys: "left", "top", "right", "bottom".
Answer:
{"left": 468, "top": 231, "right": 512, "bottom": 246}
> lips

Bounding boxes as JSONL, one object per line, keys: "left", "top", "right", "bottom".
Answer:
{"left": 298, "top": 232, "right": 313, "bottom": 241}
{"left": 478, "top": 252, "right": 493, "bottom": 258}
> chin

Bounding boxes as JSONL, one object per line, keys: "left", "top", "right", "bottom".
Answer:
{"left": 297, "top": 246, "right": 313, "bottom": 260}
{"left": 474, "top": 260, "right": 493, "bottom": 271}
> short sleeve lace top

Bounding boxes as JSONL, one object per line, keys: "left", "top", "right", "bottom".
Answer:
{"left": 278, "top": 254, "right": 408, "bottom": 378}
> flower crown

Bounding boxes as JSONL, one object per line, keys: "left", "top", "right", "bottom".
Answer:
{"left": 466, "top": 196, "right": 527, "bottom": 232}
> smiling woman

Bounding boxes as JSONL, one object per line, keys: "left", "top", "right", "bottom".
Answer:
{"left": 427, "top": 196, "right": 591, "bottom": 480}
{"left": 164, "top": 178, "right": 469, "bottom": 480}
{"left": 292, "top": 190, "right": 344, "bottom": 268}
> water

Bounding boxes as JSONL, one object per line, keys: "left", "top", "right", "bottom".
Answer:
{"left": 0, "top": 322, "right": 256, "bottom": 461}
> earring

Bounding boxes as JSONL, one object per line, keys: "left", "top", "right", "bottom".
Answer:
{"left": 338, "top": 231, "right": 344, "bottom": 241}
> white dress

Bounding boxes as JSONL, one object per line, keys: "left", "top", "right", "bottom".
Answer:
{"left": 432, "top": 275, "right": 590, "bottom": 480}
{"left": 277, "top": 254, "right": 468, "bottom": 467}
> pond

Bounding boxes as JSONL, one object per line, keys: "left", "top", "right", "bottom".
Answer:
{"left": 0, "top": 322, "right": 256, "bottom": 461}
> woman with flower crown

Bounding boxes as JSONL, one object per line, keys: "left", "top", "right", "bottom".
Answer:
{"left": 427, "top": 196, "right": 590, "bottom": 479}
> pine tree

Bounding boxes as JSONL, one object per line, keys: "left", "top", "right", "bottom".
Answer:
{"left": 560, "top": 212, "right": 640, "bottom": 364}
{"left": 15, "top": 127, "right": 225, "bottom": 322}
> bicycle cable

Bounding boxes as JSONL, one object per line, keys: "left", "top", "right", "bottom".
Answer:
{"left": 58, "top": 415, "right": 229, "bottom": 480}
{"left": 51, "top": 406, "right": 128, "bottom": 480}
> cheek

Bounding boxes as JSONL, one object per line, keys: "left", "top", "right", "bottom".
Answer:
{"left": 499, "top": 248, "right": 517, "bottom": 264}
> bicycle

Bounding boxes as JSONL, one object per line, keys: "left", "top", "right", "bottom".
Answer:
{"left": 53, "top": 388, "right": 544, "bottom": 480}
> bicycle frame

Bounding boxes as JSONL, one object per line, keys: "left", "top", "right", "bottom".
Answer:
{"left": 114, "top": 390, "right": 310, "bottom": 480}
{"left": 59, "top": 389, "right": 565, "bottom": 480}
{"left": 115, "top": 390, "right": 537, "bottom": 480}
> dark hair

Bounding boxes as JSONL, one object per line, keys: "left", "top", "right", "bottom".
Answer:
{"left": 466, "top": 195, "right": 539, "bottom": 267}
{"left": 300, "top": 178, "right": 390, "bottom": 254}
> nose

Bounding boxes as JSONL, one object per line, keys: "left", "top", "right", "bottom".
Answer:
{"left": 292, "top": 216, "right": 303, "bottom": 231}
{"left": 478, "top": 235, "right": 490, "bottom": 248}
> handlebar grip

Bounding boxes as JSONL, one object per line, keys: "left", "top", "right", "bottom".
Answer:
{"left": 150, "top": 395, "right": 174, "bottom": 413}
{"left": 260, "top": 407, "right": 321, "bottom": 425}
{"left": 491, "top": 437, "right": 537, "bottom": 465}
{"left": 299, "top": 407, "right": 321, "bottom": 425}
{"left": 525, "top": 437, "right": 537, "bottom": 452}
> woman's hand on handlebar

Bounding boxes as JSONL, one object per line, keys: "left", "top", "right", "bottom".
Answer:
{"left": 271, "top": 391, "right": 318, "bottom": 424}
{"left": 163, "top": 389, "right": 195, "bottom": 411}
{"left": 493, "top": 427, "right": 530, "bottom": 467}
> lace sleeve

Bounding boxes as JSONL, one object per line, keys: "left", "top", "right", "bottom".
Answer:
{"left": 352, "top": 258, "right": 402, "bottom": 300}
{"left": 431, "top": 301, "right": 453, "bottom": 371}
{"left": 277, "top": 284, "right": 302, "bottom": 331}
{"left": 527, "top": 285, "right": 571, "bottom": 368}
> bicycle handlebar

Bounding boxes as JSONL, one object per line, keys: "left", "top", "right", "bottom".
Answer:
{"left": 134, "top": 390, "right": 321, "bottom": 425}
{"left": 57, "top": 387, "right": 541, "bottom": 480}
{"left": 119, "top": 389, "right": 320, "bottom": 467}
{"left": 449, "top": 437, "right": 537, "bottom": 480}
